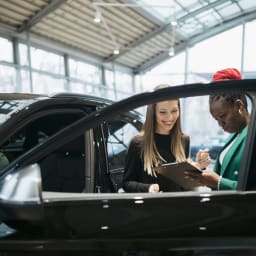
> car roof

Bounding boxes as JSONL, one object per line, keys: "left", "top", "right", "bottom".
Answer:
{"left": 0, "top": 92, "right": 143, "bottom": 123}
{"left": 0, "top": 92, "right": 113, "bottom": 105}
{"left": 0, "top": 93, "right": 45, "bottom": 100}
{"left": 52, "top": 93, "right": 114, "bottom": 106}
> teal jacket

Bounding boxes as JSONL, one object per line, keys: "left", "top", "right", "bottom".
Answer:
{"left": 214, "top": 126, "right": 248, "bottom": 190}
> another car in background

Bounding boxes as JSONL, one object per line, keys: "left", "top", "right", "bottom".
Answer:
{"left": 0, "top": 93, "right": 143, "bottom": 194}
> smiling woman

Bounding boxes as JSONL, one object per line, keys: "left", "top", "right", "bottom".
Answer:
{"left": 122, "top": 84, "right": 188, "bottom": 193}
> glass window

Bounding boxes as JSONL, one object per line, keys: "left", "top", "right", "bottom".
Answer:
{"left": 189, "top": 25, "right": 242, "bottom": 73}
{"left": 107, "top": 121, "right": 139, "bottom": 170}
{"left": 134, "top": 74, "right": 142, "bottom": 93}
{"left": 23, "top": 45, "right": 64, "bottom": 75}
{"left": 105, "top": 69, "right": 114, "bottom": 89}
{"left": 0, "top": 38, "right": 12, "bottom": 62}
{"left": 32, "top": 72, "right": 65, "bottom": 94}
{"left": 69, "top": 59, "right": 101, "bottom": 84}
{"left": 20, "top": 70, "right": 32, "bottom": 93}
{"left": 182, "top": 96, "right": 228, "bottom": 162}
{"left": 19, "top": 43, "right": 29, "bottom": 66}
{"left": 69, "top": 81, "right": 88, "bottom": 94}
{"left": 93, "top": 86, "right": 110, "bottom": 99}
{"left": 0, "top": 65, "right": 16, "bottom": 92}
{"left": 115, "top": 71, "right": 133, "bottom": 93}
{"left": 107, "top": 119, "right": 140, "bottom": 192}
{"left": 103, "top": 87, "right": 116, "bottom": 101}
{"left": 244, "top": 20, "right": 256, "bottom": 72}
{"left": 142, "top": 52, "right": 186, "bottom": 90}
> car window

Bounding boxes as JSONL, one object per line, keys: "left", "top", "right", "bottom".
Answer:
{"left": 2, "top": 90, "right": 254, "bottom": 196}
{"left": 107, "top": 120, "right": 139, "bottom": 171}
{"left": 182, "top": 96, "right": 227, "bottom": 162}
{"left": 105, "top": 119, "right": 140, "bottom": 192}
{"left": 107, "top": 93, "right": 253, "bottom": 193}
{"left": 0, "top": 112, "right": 83, "bottom": 170}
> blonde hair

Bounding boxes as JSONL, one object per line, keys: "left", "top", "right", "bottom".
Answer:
{"left": 139, "top": 84, "right": 187, "bottom": 176}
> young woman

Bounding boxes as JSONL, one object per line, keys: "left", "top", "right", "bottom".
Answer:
{"left": 194, "top": 68, "right": 250, "bottom": 190}
{"left": 123, "top": 84, "right": 209, "bottom": 193}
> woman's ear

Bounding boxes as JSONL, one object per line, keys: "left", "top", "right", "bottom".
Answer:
{"left": 234, "top": 99, "right": 244, "bottom": 112}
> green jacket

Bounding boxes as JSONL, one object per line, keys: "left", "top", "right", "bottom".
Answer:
{"left": 214, "top": 126, "right": 248, "bottom": 190}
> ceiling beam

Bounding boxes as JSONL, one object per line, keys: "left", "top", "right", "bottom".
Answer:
{"left": 133, "top": 42, "right": 187, "bottom": 74}
{"left": 135, "top": 10, "right": 256, "bottom": 74}
{"left": 105, "top": 24, "right": 169, "bottom": 63}
{"left": 17, "top": 0, "right": 67, "bottom": 33}
{"left": 106, "top": 0, "right": 229, "bottom": 63}
{"left": 188, "top": 10, "right": 256, "bottom": 46}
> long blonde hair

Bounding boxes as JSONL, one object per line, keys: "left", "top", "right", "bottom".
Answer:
{"left": 139, "top": 84, "right": 187, "bottom": 176}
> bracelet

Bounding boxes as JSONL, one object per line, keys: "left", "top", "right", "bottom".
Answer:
{"left": 217, "top": 176, "right": 222, "bottom": 190}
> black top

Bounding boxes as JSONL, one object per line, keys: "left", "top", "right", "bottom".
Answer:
{"left": 123, "top": 133, "right": 190, "bottom": 192}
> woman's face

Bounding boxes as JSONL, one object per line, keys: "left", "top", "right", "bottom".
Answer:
{"left": 210, "top": 98, "right": 242, "bottom": 133}
{"left": 155, "top": 100, "right": 179, "bottom": 134}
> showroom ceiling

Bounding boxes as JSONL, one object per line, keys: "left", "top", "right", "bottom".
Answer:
{"left": 0, "top": 0, "right": 255, "bottom": 73}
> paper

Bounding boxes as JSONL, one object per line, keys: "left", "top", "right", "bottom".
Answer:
{"left": 156, "top": 161, "right": 202, "bottom": 190}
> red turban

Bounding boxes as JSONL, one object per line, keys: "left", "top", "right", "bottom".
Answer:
{"left": 212, "top": 68, "right": 242, "bottom": 81}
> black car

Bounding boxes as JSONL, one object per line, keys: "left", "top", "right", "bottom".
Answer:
{"left": 0, "top": 80, "right": 256, "bottom": 256}
{"left": 0, "top": 93, "right": 143, "bottom": 193}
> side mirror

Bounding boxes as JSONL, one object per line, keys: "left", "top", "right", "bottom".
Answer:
{"left": 0, "top": 163, "right": 42, "bottom": 203}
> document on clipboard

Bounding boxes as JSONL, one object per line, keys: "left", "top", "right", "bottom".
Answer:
{"left": 156, "top": 161, "right": 203, "bottom": 190}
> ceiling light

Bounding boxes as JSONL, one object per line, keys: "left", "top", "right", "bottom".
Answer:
{"left": 171, "top": 20, "right": 177, "bottom": 27}
{"left": 168, "top": 47, "right": 175, "bottom": 57}
{"left": 113, "top": 48, "right": 120, "bottom": 55}
{"left": 94, "top": 9, "right": 101, "bottom": 23}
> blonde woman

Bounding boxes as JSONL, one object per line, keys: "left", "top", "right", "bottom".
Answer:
{"left": 123, "top": 85, "right": 209, "bottom": 193}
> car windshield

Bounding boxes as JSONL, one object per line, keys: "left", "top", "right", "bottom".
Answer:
{"left": 0, "top": 99, "right": 36, "bottom": 125}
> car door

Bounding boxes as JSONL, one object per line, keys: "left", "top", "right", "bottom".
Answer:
{"left": 0, "top": 97, "right": 102, "bottom": 195}
{"left": 0, "top": 80, "right": 256, "bottom": 253}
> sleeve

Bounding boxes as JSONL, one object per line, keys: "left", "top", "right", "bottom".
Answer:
{"left": 122, "top": 139, "right": 151, "bottom": 192}
{"left": 219, "top": 178, "right": 237, "bottom": 190}
{"left": 213, "top": 161, "right": 238, "bottom": 190}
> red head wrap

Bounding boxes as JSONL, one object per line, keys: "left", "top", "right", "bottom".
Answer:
{"left": 212, "top": 68, "right": 242, "bottom": 81}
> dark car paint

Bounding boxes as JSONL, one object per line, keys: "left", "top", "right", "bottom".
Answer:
{"left": 15, "top": 192, "right": 256, "bottom": 238}
{"left": 0, "top": 80, "right": 256, "bottom": 254}
{"left": 2, "top": 192, "right": 256, "bottom": 254}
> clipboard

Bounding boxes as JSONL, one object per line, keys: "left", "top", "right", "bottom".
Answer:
{"left": 156, "top": 161, "right": 202, "bottom": 190}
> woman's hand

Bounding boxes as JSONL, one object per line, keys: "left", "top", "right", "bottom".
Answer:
{"left": 149, "top": 183, "right": 160, "bottom": 193}
{"left": 196, "top": 149, "right": 211, "bottom": 169}
{"left": 185, "top": 169, "right": 219, "bottom": 188}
